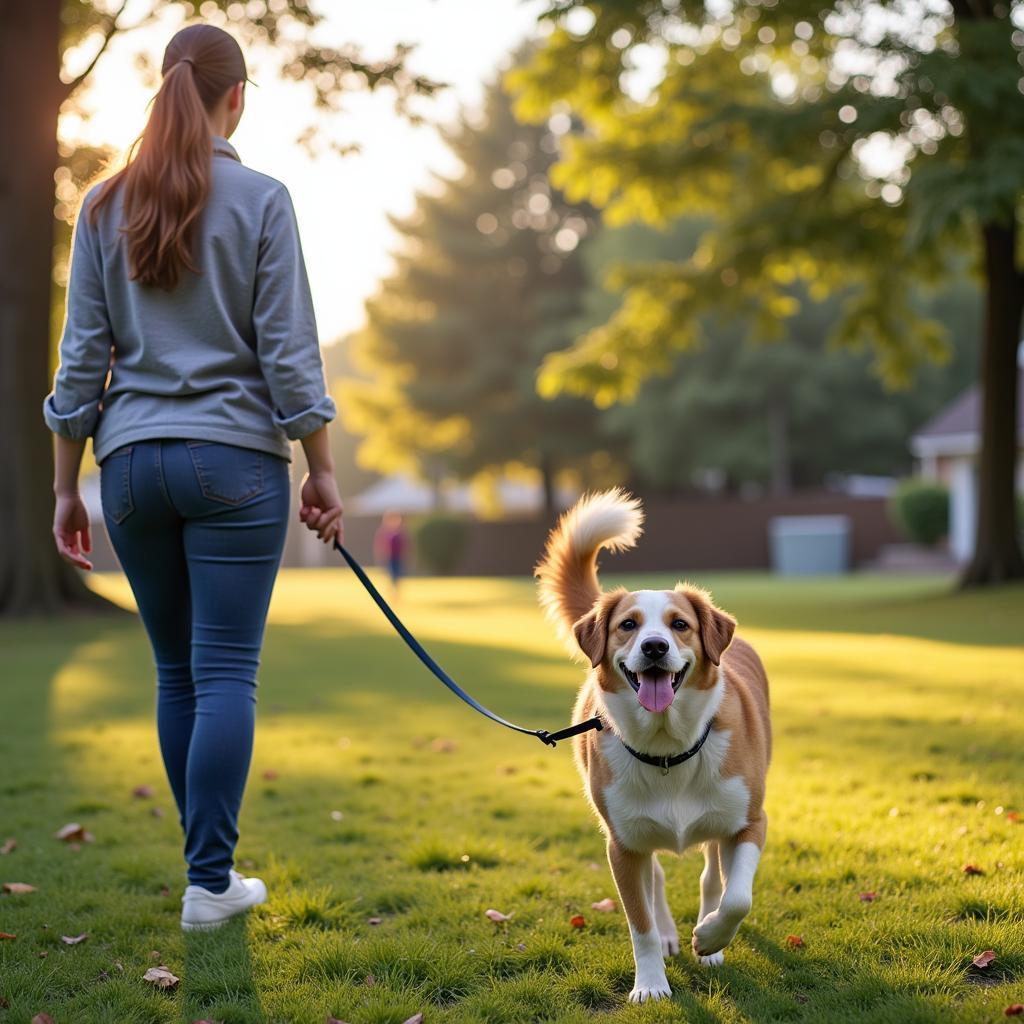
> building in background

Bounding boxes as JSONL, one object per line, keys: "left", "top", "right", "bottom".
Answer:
{"left": 911, "top": 367, "right": 1024, "bottom": 563}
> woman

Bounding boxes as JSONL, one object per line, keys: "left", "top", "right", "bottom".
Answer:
{"left": 43, "top": 23, "right": 343, "bottom": 931}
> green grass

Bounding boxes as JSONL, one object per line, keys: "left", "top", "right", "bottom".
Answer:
{"left": 1, "top": 569, "right": 1023, "bottom": 1023}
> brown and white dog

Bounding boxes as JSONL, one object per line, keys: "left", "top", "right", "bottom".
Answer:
{"left": 536, "top": 489, "right": 771, "bottom": 1003}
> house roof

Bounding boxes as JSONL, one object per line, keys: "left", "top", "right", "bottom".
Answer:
{"left": 911, "top": 368, "right": 1024, "bottom": 457}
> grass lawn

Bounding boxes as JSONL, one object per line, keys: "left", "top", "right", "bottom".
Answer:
{"left": 1, "top": 568, "right": 1023, "bottom": 1023}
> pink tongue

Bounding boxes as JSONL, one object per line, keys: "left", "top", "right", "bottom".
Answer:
{"left": 636, "top": 671, "right": 675, "bottom": 713}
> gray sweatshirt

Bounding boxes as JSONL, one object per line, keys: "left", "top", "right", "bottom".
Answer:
{"left": 43, "top": 136, "right": 336, "bottom": 463}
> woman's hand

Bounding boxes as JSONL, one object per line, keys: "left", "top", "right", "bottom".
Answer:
{"left": 299, "top": 470, "right": 344, "bottom": 544}
{"left": 53, "top": 492, "right": 94, "bottom": 570}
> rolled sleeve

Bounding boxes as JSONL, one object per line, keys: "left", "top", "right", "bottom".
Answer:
{"left": 43, "top": 393, "right": 102, "bottom": 439}
{"left": 42, "top": 194, "right": 113, "bottom": 441}
{"left": 253, "top": 184, "right": 336, "bottom": 440}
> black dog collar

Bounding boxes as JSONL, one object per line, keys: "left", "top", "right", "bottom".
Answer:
{"left": 615, "top": 717, "right": 715, "bottom": 775}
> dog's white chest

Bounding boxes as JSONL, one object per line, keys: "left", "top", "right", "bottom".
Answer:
{"left": 598, "top": 731, "right": 750, "bottom": 854}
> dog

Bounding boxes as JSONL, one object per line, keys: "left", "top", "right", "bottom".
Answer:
{"left": 536, "top": 489, "right": 771, "bottom": 1003}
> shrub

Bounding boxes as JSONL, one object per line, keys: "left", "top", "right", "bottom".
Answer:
{"left": 889, "top": 479, "right": 949, "bottom": 547}
{"left": 414, "top": 514, "right": 470, "bottom": 575}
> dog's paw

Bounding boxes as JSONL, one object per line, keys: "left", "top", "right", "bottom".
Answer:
{"left": 661, "top": 930, "right": 680, "bottom": 958}
{"left": 697, "top": 950, "right": 725, "bottom": 967}
{"left": 691, "top": 912, "right": 739, "bottom": 958}
{"left": 628, "top": 979, "right": 672, "bottom": 1003}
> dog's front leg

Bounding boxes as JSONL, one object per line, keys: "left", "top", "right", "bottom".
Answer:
{"left": 691, "top": 835, "right": 761, "bottom": 959}
{"left": 608, "top": 840, "right": 671, "bottom": 1003}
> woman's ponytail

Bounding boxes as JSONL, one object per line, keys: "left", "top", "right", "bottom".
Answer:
{"left": 88, "top": 24, "right": 249, "bottom": 290}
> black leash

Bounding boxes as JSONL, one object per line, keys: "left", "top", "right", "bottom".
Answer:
{"left": 333, "top": 540, "right": 603, "bottom": 748}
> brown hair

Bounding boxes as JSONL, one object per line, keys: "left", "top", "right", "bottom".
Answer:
{"left": 88, "top": 24, "right": 248, "bottom": 290}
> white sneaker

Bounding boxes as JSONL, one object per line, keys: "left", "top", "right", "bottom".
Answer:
{"left": 180, "top": 869, "right": 267, "bottom": 931}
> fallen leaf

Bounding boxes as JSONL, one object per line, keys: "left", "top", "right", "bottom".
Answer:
{"left": 403, "top": 1015, "right": 425, "bottom": 1024}
{"left": 1005, "top": 1005, "right": 1024, "bottom": 1017}
{"left": 54, "top": 823, "right": 94, "bottom": 843}
{"left": 61, "top": 933, "right": 88, "bottom": 945}
{"left": 143, "top": 965, "right": 180, "bottom": 989}
{"left": 569, "top": 915, "right": 586, "bottom": 929}
{"left": 0, "top": 838, "right": 16, "bottom": 855}
{"left": 262, "top": 769, "right": 279, "bottom": 780}
{"left": 38, "top": 951, "right": 48, "bottom": 958}
{"left": 786, "top": 934, "right": 805, "bottom": 948}
{"left": 159, "top": 885, "right": 171, "bottom": 897}
{"left": 0, "top": 932, "right": 16, "bottom": 940}
{"left": 132, "top": 784, "right": 154, "bottom": 799}
{"left": 962, "top": 863, "right": 985, "bottom": 876}
{"left": 971, "top": 949, "right": 996, "bottom": 969}
{"left": 0, "top": 998, "right": 7, "bottom": 1008}
{"left": 431, "top": 738, "right": 457, "bottom": 753}
{"left": 114, "top": 961, "right": 124, "bottom": 972}
{"left": 2, "top": 882, "right": 37, "bottom": 894}
{"left": 149, "top": 950, "right": 161, "bottom": 960}
{"left": 858, "top": 892, "right": 878, "bottom": 902}
{"left": 485, "top": 908, "right": 513, "bottom": 922}
{"left": 591, "top": 898, "right": 617, "bottom": 912}
{"left": 367, "top": 916, "right": 382, "bottom": 926}
{"left": 31, "top": 1015, "right": 55, "bottom": 1024}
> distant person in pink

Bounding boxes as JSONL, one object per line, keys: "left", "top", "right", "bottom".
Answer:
{"left": 374, "top": 511, "right": 408, "bottom": 598}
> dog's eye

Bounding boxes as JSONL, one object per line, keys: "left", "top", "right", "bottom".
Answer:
{"left": 672, "top": 619, "right": 690, "bottom": 631}
{"left": 620, "top": 619, "right": 637, "bottom": 632}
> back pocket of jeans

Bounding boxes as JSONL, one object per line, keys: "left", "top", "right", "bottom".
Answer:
{"left": 100, "top": 445, "right": 135, "bottom": 524}
{"left": 186, "top": 441, "right": 264, "bottom": 505}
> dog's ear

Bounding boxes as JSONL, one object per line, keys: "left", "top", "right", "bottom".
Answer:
{"left": 679, "top": 586, "right": 736, "bottom": 666}
{"left": 573, "top": 606, "right": 608, "bottom": 668}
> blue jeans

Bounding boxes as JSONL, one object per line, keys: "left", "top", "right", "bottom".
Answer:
{"left": 101, "top": 439, "right": 289, "bottom": 892}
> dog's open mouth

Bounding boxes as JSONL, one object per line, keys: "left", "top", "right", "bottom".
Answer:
{"left": 620, "top": 663, "right": 689, "bottom": 713}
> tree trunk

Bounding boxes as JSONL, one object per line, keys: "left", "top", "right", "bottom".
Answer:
{"left": 0, "top": 2, "right": 116, "bottom": 615}
{"left": 960, "top": 219, "right": 1024, "bottom": 587}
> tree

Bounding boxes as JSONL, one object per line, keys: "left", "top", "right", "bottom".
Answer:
{"left": 577, "top": 220, "right": 978, "bottom": 493}
{"left": 344, "top": 68, "right": 621, "bottom": 515}
{"left": 513, "top": 0, "right": 1024, "bottom": 584}
{"left": 1, "top": 0, "right": 442, "bottom": 616}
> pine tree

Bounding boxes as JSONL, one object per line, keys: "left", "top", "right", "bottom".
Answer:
{"left": 345, "top": 68, "right": 617, "bottom": 514}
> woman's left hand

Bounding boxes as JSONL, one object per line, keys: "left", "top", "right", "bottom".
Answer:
{"left": 53, "top": 493, "right": 93, "bottom": 570}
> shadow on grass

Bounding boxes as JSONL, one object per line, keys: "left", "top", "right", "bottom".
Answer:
{"left": 183, "top": 917, "right": 262, "bottom": 1024}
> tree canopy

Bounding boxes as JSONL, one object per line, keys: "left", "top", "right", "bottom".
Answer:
{"left": 581, "top": 220, "right": 979, "bottom": 494}
{"left": 512, "top": 0, "right": 1024, "bottom": 583}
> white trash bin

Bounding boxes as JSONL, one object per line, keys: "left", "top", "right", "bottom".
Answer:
{"left": 769, "top": 515, "right": 851, "bottom": 576}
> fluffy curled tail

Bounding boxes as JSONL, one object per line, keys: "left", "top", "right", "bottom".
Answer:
{"left": 535, "top": 488, "right": 644, "bottom": 651}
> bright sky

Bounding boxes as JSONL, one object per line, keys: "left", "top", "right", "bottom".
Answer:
{"left": 60, "top": 0, "right": 546, "bottom": 345}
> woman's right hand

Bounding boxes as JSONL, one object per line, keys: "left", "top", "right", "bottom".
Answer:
{"left": 299, "top": 470, "right": 344, "bottom": 544}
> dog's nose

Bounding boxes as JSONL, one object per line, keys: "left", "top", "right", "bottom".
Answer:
{"left": 640, "top": 637, "right": 670, "bottom": 660}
